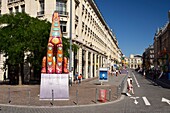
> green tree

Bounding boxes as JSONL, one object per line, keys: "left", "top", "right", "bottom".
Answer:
{"left": 0, "top": 12, "right": 50, "bottom": 85}
{"left": 62, "top": 37, "right": 79, "bottom": 58}
{"left": 0, "top": 12, "right": 78, "bottom": 85}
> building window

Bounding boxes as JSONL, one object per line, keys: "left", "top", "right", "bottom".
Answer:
{"left": 56, "top": 0, "right": 68, "bottom": 16}
{"left": 85, "top": 25, "right": 87, "bottom": 30}
{"left": 15, "top": 6, "right": 19, "bottom": 13}
{"left": 37, "top": 0, "right": 44, "bottom": 17}
{"left": 60, "top": 21, "right": 67, "bottom": 32}
{"left": 9, "top": 7, "right": 13, "bottom": 14}
{"left": 82, "top": 22, "right": 84, "bottom": 29}
{"left": 0, "top": 0, "right": 1, "bottom": 8}
{"left": 21, "top": 5, "right": 25, "bottom": 13}
{"left": 40, "top": 1, "right": 44, "bottom": 12}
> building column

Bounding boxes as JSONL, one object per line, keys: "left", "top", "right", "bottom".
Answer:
{"left": 84, "top": 50, "right": 88, "bottom": 79}
{"left": 94, "top": 54, "right": 97, "bottom": 77}
{"left": 100, "top": 56, "right": 102, "bottom": 68}
{"left": 90, "top": 52, "right": 93, "bottom": 78}
{"left": 97, "top": 55, "right": 100, "bottom": 71}
{"left": 78, "top": 48, "right": 82, "bottom": 75}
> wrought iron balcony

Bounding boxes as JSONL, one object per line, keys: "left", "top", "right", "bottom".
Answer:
{"left": 8, "top": 0, "right": 24, "bottom": 4}
{"left": 56, "top": 11, "right": 68, "bottom": 17}
{"left": 37, "top": 11, "right": 44, "bottom": 17}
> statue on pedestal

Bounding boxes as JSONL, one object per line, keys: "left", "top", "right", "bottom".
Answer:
{"left": 41, "top": 11, "right": 69, "bottom": 74}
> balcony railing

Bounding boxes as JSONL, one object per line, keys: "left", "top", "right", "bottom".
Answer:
{"left": 37, "top": 11, "right": 44, "bottom": 17}
{"left": 62, "top": 32, "right": 68, "bottom": 37}
{"left": 56, "top": 11, "right": 68, "bottom": 16}
{"left": 8, "top": 0, "right": 24, "bottom": 4}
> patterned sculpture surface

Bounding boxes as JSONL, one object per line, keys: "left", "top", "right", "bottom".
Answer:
{"left": 41, "top": 11, "right": 69, "bottom": 74}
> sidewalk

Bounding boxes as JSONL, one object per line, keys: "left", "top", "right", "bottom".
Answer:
{"left": 145, "top": 74, "right": 170, "bottom": 89}
{"left": 0, "top": 73, "right": 127, "bottom": 107}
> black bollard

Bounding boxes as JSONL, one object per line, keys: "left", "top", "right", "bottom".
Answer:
{"left": 76, "top": 89, "right": 78, "bottom": 105}
{"left": 109, "top": 88, "right": 112, "bottom": 101}
{"left": 95, "top": 88, "right": 98, "bottom": 103}
{"left": 8, "top": 88, "right": 11, "bottom": 104}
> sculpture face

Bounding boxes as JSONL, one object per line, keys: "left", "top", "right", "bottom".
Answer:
{"left": 41, "top": 11, "right": 68, "bottom": 74}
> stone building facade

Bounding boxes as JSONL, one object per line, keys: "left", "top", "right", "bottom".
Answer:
{"left": 142, "top": 45, "right": 154, "bottom": 70}
{"left": 126, "top": 54, "right": 142, "bottom": 69}
{"left": 0, "top": 0, "right": 122, "bottom": 81}
{"left": 153, "top": 11, "right": 170, "bottom": 76}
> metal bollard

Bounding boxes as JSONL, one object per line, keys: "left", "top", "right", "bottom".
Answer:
{"left": 28, "top": 90, "right": 30, "bottom": 105}
{"left": 51, "top": 89, "right": 54, "bottom": 106}
{"left": 8, "top": 88, "right": 11, "bottom": 104}
{"left": 95, "top": 88, "right": 98, "bottom": 103}
{"left": 117, "top": 85, "right": 121, "bottom": 98}
{"left": 76, "top": 89, "right": 78, "bottom": 105}
{"left": 109, "top": 88, "right": 112, "bottom": 101}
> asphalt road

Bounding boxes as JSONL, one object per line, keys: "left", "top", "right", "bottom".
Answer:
{"left": 0, "top": 69, "right": 170, "bottom": 113}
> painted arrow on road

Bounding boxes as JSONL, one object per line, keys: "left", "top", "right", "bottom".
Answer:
{"left": 162, "top": 97, "right": 170, "bottom": 105}
{"left": 134, "top": 99, "right": 138, "bottom": 104}
{"left": 130, "top": 97, "right": 139, "bottom": 105}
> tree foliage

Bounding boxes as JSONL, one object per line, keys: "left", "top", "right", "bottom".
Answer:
{"left": 0, "top": 12, "right": 78, "bottom": 84}
{"left": 0, "top": 13, "right": 51, "bottom": 84}
{"left": 0, "top": 13, "right": 51, "bottom": 64}
{"left": 62, "top": 37, "right": 79, "bottom": 58}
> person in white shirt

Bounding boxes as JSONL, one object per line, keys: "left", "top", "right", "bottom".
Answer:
{"left": 127, "top": 76, "right": 134, "bottom": 95}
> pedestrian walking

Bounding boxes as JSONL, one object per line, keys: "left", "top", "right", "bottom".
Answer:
{"left": 143, "top": 70, "right": 146, "bottom": 78}
{"left": 116, "top": 69, "right": 118, "bottom": 76}
{"left": 127, "top": 76, "right": 134, "bottom": 95}
{"left": 74, "top": 72, "right": 78, "bottom": 84}
{"left": 78, "top": 74, "right": 82, "bottom": 84}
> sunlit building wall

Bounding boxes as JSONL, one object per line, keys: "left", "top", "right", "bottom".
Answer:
{"left": 0, "top": 0, "right": 122, "bottom": 80}
{"left": 127, "top": 54, "right": 142, "bottom": 69}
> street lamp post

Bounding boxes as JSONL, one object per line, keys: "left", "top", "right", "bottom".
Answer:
{"left": 69, "top": 0, "right": 73, "bottom": 85}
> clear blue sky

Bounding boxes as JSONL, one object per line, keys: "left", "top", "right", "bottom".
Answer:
{"left": 95, "top": 0, "right": 170, "bottom": 57}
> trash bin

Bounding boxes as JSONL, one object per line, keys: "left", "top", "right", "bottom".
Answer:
{"left": 99, "top": 89, "right": 107, "bottom": 102}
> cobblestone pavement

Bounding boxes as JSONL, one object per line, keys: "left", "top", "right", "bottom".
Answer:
{"left": 0, "top": 73, "right": 127, "bottom": 107}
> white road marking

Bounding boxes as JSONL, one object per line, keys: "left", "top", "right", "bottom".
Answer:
{"left": 132, "top": 72, "right": 140, "bottom": 87}
{"left": 142, "top": 97, "right": 151, "bottom": 106}
{"left": 130, "top": 97, "right": 140, "bottom": 105}
{"left": 134, "top": 99, "right": 138, "bottom": 104}
{"left": 162, "top": 97, "right": 170, "bottom": 105}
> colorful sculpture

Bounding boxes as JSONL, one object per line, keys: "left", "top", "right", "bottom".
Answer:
{"left": 41, "top": 11, "right": 69, "bottom": 74}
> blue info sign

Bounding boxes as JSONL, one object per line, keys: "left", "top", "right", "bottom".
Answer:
{"left": 99, "top": 68, "right": 108, "bottom": 82}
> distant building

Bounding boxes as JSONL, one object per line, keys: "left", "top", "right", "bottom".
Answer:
{"left": 126, "top": 54, "right": 142, "bottom": 69}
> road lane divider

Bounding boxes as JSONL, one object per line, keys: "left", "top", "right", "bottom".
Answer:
{"left": 142, "top": 97, "right": 151, "bottom": 106}
{"left": 132, "top": 72, "right": 140, "bottom": 87}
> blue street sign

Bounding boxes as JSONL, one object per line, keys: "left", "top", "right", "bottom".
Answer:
{"left": 99, "top": 68, "right": 108, "bottom": 82}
